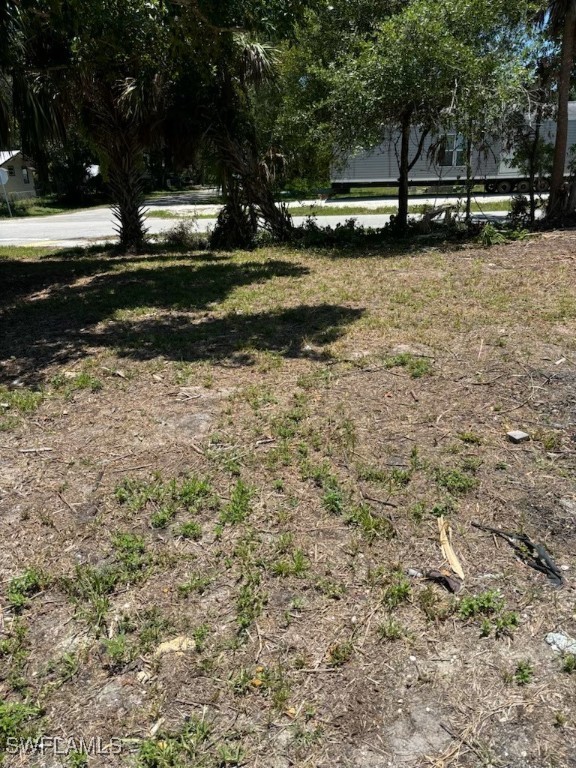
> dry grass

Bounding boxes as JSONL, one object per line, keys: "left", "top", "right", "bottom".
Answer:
{"left": 0, "top": 233, "right": 575, "bottom": 767}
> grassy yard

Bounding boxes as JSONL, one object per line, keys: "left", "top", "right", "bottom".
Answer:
{"left": 0, "top": 195, "right": 107, "bottom": 219}
{"left": 0, "top": 234, "right": 575, "bottom": 767}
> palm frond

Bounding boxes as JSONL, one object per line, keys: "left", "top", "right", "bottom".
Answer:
{"left": 235, "top": 36, "right": 278, "bottom": 87}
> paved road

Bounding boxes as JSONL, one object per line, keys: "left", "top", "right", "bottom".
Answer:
{"left": 0, "top": 194, "right": 511, "bottom": 247}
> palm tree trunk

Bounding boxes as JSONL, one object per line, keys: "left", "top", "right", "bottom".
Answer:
{"left": 547, "top": 0, "right": 576, "bottom": 218}
{"left": 108, "top": 156, "right": 146, "bottom": 252}
{"left": 107, "top": 137, "right": 147, "bottom": 252}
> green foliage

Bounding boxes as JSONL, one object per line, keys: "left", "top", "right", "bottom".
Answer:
{"left": 112, "top": 533, "right": 149, "bottom": 577}
{"left": 322, "top": 486, "right": 345, "bottom": 515}
{"left": 236, "top": 575, "right": 266, "bottom": 631}
{"left": 136, "top": 716, "right": 212, "bottom": 768}
{"left": 51, "top": 372, "right": 102, "bottom": 396}
{"left": 314, "top": 578, "right": 346, "bottom": 599}
{"left": 459, "top": 590, "right": 503, "bottom": 619}
{"left": 7, "top": 569, "right": 48, "bottom": 612}
{"left": 457, "top": 432, "right": 482, "bottom": 445}
{"left": 434, "top": 466, "right": 478, "bottom": 494}
{"left": 0, "top": 619, "right": 30, "bottom": 692}
{"left": 0, "top": 702, "right": 42, "bottom": 752}
{"left": 61, "top": 565, "right": 118, "bottom": 633}
{"left": 377, "top": 619, "right": 404, "bottom": 641}
{"left": 514, "top": 660, "right": 534, "bottom": 685}
{"left": 383, "top": 572, "right": 411, "bottom": 609}
{"left": 345, "top": 503, "right": 395, "bottom": 542}
{"left": 326, "top": 641, "right": 353, "bottom": 667}
{"left": 220, "top": 480, "right": 252, "bottom": 525}
{"left": 177, "top": 521, "right": 203, "bottom": 540}
{"left": 459, "top": 590, "right": 518, "bottom": 638}
{"left": 384, "top": 353, "right": 432, "bottom": 378}
{"left": 67, "top": 751, "right": 89, "bottom": 768}
{"left": 431, "top": 498, "right": 456, "bottom": 517}
{"left": 271, "top": 549, "right": 309, "bottom": 577}
{"left": 115, "top": 473, "right": 213, "bottom": 530}
{"left": 479, "top": 222, "right": 530, "bottom": 247}
{"left": 178, "top": 572, "right": 213, "bottom": 597}
{"left": 0, "top": 386, "right": 44, "bottom": 415}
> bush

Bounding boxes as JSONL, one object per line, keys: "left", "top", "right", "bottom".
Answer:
{"left": 163, "top": 218, "right": 206, "bottom": 251}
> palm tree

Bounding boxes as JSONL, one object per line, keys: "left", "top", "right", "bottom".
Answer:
{"left": 543, "top": 0, "right": 576, "bottom": 218}
{"left": 208, "top": 36, "right": 293, "bottom": 248}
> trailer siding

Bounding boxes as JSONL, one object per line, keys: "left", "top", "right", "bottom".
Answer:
{"left": 332, "top": 104, "right": 576, "bottom": 185}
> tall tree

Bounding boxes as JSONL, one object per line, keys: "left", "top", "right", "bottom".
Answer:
{"left": 542, "top": 0, "right": 576, "bottom": 217}
{"left": 329, "top": 0, "right": 535, "bottom": 229}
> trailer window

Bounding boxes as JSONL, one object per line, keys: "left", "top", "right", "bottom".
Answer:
{"left": 22, "top": 167, "right": 30, "bottom": 184}
{"left": 440, "top": 134, "right": 465, "bottom": 167}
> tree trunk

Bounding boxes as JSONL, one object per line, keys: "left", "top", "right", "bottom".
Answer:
{"left": 107, "top": 138, "right": 147, "bottom": 252}
{"left": 397, "top": 108, "right": 413, "bottom": 230}
{"left": 211, "top": 132, "right": 293, "bottom": 248}
{"left": 465, "top": 131, "right": 473, "bottom": 222}
{"left": 547, "top": 0, "right": 576, "bottom": 219}
{"left": 528, "top": 103, "right": 543, "bottom": 226}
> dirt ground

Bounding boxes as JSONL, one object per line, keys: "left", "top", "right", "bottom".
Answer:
{"left": 0, "top": 232, "right": 575, "bottom": 768}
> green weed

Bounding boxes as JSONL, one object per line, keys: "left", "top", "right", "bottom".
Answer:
{"left": 51, "top": 371, "right": 102, "bottom": 396}
{"left": 236, "top": 576, "right": 266, "bottom": 631}
{"left": 431, "top": 498, "right": 456, "bottom": 517}
{"left": 178, "top": 572, "right": 212, "bottom": 597}
{"left": 0, "top": 387, "right": 44, "bottom": 420}
{"left": 7, "top": 568, "right": 48, "bottom": 612}
{"left": 383, "top": 573, "right": 411, "bottom": 609}
{"left": 220, "top": 480, "right": 252, "bottom": 525}
{"left": 384, "top": 353, "right": 432, "bottom": 378}
{"left": 0, "top": 619, "right": 30, "bottom": 691}
{"left": 60, "top": 565, "right": 118, "bottom": 634}
{"left": 150, "top": 503, "right": 178, "bottom": 529}
{"left": 177, "top": 521, "right": 203, "bottom": 540}
{"left": 315, "top": 578, "right": 346, "bottom": 599}
{"left": 514, "top": 660, "right": 534, "bottom": 685}
{"left": 326, "top": 641, "right": 353, "bottom": 667}
{"left": 346, "top": 503, "right": 395, "bottom": 542}
{"left": 458, "top": 590, "right": 503, "bottom": 619}
{"left": 67, "top": 751, "right": 89, "bottom": 768}
{"left": 377, "top": 619, "right": 404, "bottom": 641}
{"left": 434, "top": 467, "right": 478, "bottom": 494}
{"left": 457, "top": 432, "right": 482, "bottom": 445}
{"left": 136, "top": 716, "right": 212, "bottom": 767}
{"left": 271, "top": 549, "right": 309, "bottom": 577}
{"left": 193, "top": 624, "right": 210, "bottom": 652}
{"left": 459, "top": 590, "right": 518, "bottom": 638}
{"left": 0, "top": 702, "right": 42, "bottom": 752}
{"left": 112, "top": 533, "right": 149, "bottom": 578}
{"left": 322, "top": 486, "right": 345, "bottom": 515}
{"left": 409, "top": 501, "right": 426, "bottom": 523}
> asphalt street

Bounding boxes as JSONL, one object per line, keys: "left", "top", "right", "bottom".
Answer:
{"left": 0, "top": 195, "right": 511, "bottom": 247}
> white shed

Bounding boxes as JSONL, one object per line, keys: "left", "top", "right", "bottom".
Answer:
{"left": 0, "top": 150, "right": 37, "bottom": 200}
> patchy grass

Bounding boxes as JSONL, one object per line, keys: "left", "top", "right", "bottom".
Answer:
{"left": 0, "top": 195, "right": 105, "bottom": 219}
{"left": 0, "top": 234, "right": 575, "bottom": 767}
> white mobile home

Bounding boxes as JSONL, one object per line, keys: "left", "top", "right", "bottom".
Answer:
{"left": 331, "top": 104, "right": 576, "bottom": 194}
{"left": 0, "top": 150, "right": 36, "bottom": 200}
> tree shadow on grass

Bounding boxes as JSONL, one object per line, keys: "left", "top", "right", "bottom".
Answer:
{"left": 1, "top": 253, "right": 363, "bottom": 384}
{"left": 84, "top": 304, "right": 365, "bottom": 366}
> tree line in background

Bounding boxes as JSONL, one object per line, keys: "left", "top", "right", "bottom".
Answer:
{"left": 1, "top": 0, "right": 576, "bottom": 250}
